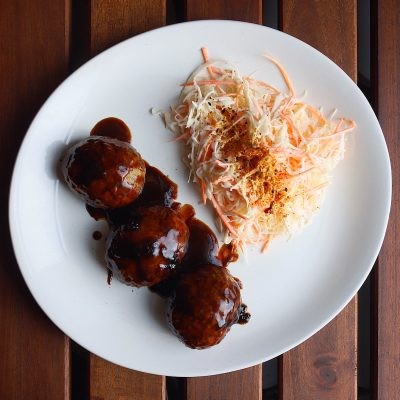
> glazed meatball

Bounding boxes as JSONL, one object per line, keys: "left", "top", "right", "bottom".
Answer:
{"left": 105, "top": 165, "right": 178, "bottom": 227}
{"left": 106, "top": 206, "right": 189, "bottom": 287}
{"left": 63, "top": 136, "right": 146, "bottom": 208}
{"left": 167, "top": 264, "right": 247, "bottom": 349}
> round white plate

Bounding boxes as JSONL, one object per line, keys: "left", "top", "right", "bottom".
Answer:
{"left": 9, "top": 20, "right": 391, "bottom": 377}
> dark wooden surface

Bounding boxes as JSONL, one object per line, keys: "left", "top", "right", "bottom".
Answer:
{"left": 186, "top": 0, "right": 262, "bottom": 23}
{"left": 0, "top": 1, "right": 71, "bottom": 399}
{"left": 90, "top": 355, "right": 165, "bottom": 400}
{"left": 372, "top": 0, "right": 400, "bottom": 399}
{"left": 186, "top": 367, "right": 262, "bottom": 400}
{"left": 89, "top": 0, "right": 166, "bottom": 56}
{"left": 279, "top": 0, "right": 357, "bottom": 79}
{"left": 0, "top": 0, "right": 397, "bottom": 399}
{"left": 279, "top": 1, "right": 358, "bottom": 399}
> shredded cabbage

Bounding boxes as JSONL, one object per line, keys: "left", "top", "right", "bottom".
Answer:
{"left": 159, "top": 54, "right": 356, "bottom": 252}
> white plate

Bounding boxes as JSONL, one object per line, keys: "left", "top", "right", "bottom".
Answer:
{"left": 9, "top": 20, "right": 391, "bottom": 377}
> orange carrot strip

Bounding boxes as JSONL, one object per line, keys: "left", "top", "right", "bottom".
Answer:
{"left": 198, "top": 136, "right": 214, "bottom": 162}
{"left": 211, "top": 66, "right": 224, "bottom": 75}
{"left": 247, "top": 78, "right": 280, "bottom": 93}
{"left": 301, "top": 103, "right": 326, "bottom": 124}
{"left": 201, "top": 47, "right": 209, "bottom": 63}
{"left": 216, "top": 84, "right": 226, "bottom": 95}
{"left": 264, "top": 55, "right": 295, "bottom": 96}
{"left": 199, "top": 178, "right": 207, "bottom": 204}
{"left": 281, "top": 113, "right": 299, "bottom": 146}
{"left": 210, "top": 194, "right": 239, "bottom": 238}
{"left": 226, "top": 209, "right": 248, "bottom": 220}
{"left": 334, "top": 118, "right": 343, "bottom": 133}
{"left": 311, "top": 121, "right": 356, "bottom": 140}
{"left": 213, "top": 175, "right": 233, "bottom": 185}
{"left": 261, "top": 235, "right": 271, "bottom": 252}
{"left": 171, "top": 130, "right": 190, "bottom": 142}
{"left": 317, "top": 126, "right": 356, "bottom": 138}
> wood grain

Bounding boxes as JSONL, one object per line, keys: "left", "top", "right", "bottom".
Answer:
{"left": 87, "top": 1, "right": 166, "bottom": 398}
{"left": 184, "top": 0, "right": 262, "bottom": 397}
{"left": 185, "top": 367, "right": 262, "bottom": 400}
{"left": 0, "top": 1, "right": 71, "bottom": 399}
{"left": 279, "top": 1, "right": 358, "bottom": 399}
{"left": 372, "top": 0, "right": 400, "bottom": 398}
{"left": 186, "top": 0, "right": 262, "bottom": 23}
{"left": 279, "top": 301, "right": 357, "bottom": 399}
{"left": 89, "top": 0, "right": 166, "bottom": 56}
{"left": 90, "top": 355, "right": 165, "bottom": 400}
{"left": 280, "top": 0, "right": 357, "bottom": 80}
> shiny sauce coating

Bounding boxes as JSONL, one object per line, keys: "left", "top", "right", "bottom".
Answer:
{"left": 73, "top": 117, "right": 250, "bottom": 349}
{"left": 105, "top": 164, "right": 178, "bottom": 227}
{"left": 166, "top": 264, "right": 243, "bottom": 349}
{"left": 90, "top": 117, "right": 132, "bottom": 143}
{"left": 85, "top": 163, "right": 177, "bottom": 224}
{"left": 63, "top": 136, "right": 146, "bottom": 208}
{"left": 106, "top": 206, "right": 189, "bottom": 287}
{"left": 92, "top": 230, "right": 102, "bottom": 240}
{"left": 182, "top": 218, "right": 221, "bottom": 268}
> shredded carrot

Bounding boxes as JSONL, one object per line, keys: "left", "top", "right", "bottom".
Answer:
{"left": 201, "top": 47, "right": 209, "bottom": 63}
{"left": 310, "top": 121, "right": 356, "bottom": 140}
{"left": 281, "top": 114, "right": 300, "bottom": 146}
{"left": 200, "top": 47, "right": 215, "bottom": 79}
{"left": 170, "top": 130, "right": 190, "bottom": 141}
{"left": 261, "top": 236, "right": 271, "bottom": 252}
{"left": 264, "top": 55, "right": 295, "bottom": 96}
{"left": 213, "top": 175, "right": 233, "bottom": 185}
{"left": 247, "top": 78, "right": 280, "bottom": 93}
{"left": 159, "top": 48, "right": 356, "bottom": 253}
{"left": 199, "top": 178, "right": 207, "bottom": 204}
{"left": 207, "top": 67, "right": 215, "bottom": 79}
{"left": 210, "top": 194, "right": 239, "bottom": 238}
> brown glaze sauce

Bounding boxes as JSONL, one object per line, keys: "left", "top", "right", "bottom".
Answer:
{"left": 106, "top": 205, "right": 189, "bottom": 287}
{"left": 107, "top": 269, "right": 113, "bottom": 285}
{"left": 79, "top": 118, "right": 249, "bottom": 338}
{"left": 64, "top": 136, "right": 146, "bottom": 208}
{"left": 85, "top": 163, "right": 178, "bottom": 227}
{"left": 237, "top": 303, "right": 251, "bottom": 325}
{"left": 92, "top": 230, "right": 102, "bottom": 240}
{"left": 218, "top": 242, "right": 239, "bottom": 266}
{"left": 90, "top": 117, "right": 132, "bottom": 143}
{"left": 105, "top": 164, "right": 178, "bottom": 227}
{"left": 182, "top": 218, "right": 221, "bottom": 268}
{"left": 86, "top": 205, "right": 106, "bottom": 220}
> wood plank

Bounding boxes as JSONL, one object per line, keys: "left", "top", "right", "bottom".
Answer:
{"left": 372, "top": 0, "right": 400, "bottom": 398}
{"left": 185, "top": 0, "right": 262, "bottom": 397}
{"left": 186, "top": 0, "right": 262, "bottom": 23}
{"left": 0, "top": 1, "right": 71, "bottom": 399}
{"left": 87, "top": 1, "right": 166, "bottom": 398}
{"left": 89, "top": 0, "right": 166, "bottom": 56}
{"left": 279, "top": 302, "right": 357, "bottom": 399}
{"left": 185, "top": 367, "right": 262, "bottom": 400}
{"left": 90, "top": 355, "right": 165, "bottom": 400}
{"left": 280, "top": 0, "right": 357, "bottom": 80}
{"left": 279, "top": 1, "right": 358, "bottom": 399}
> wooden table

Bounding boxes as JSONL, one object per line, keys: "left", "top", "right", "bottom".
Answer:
{"left": 1, "top": 1, "right": 398, "bottom": 399}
